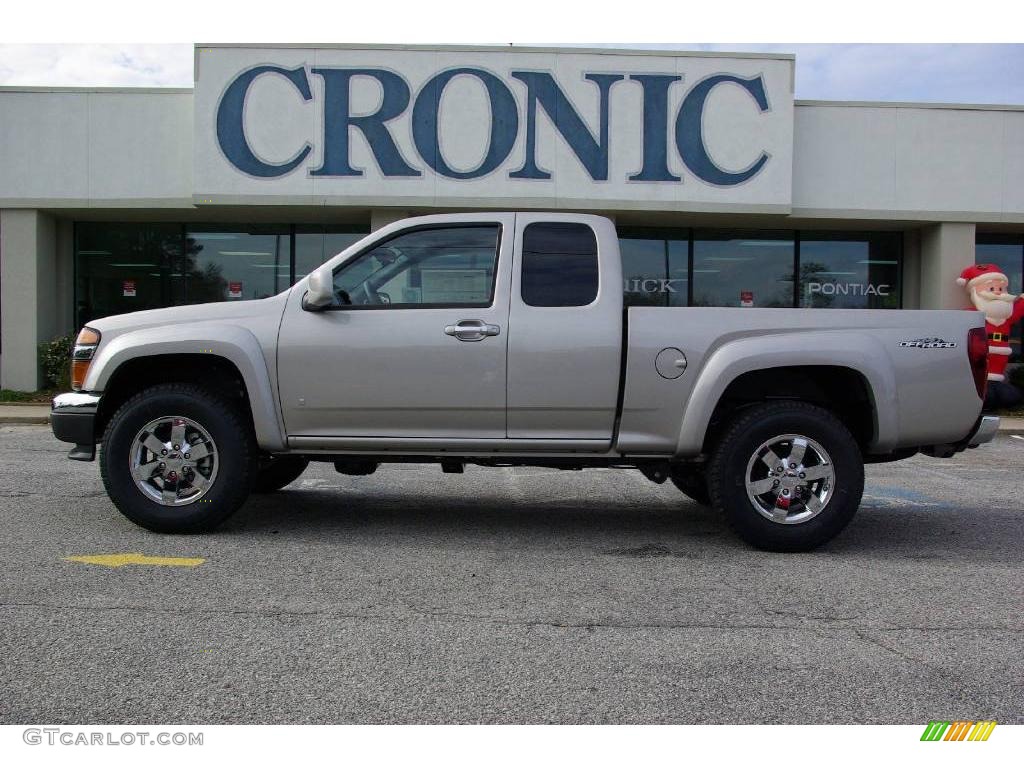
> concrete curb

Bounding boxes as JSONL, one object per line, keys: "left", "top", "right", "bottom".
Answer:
{"left": 0, "top": 405, "right": 50, "bottom": 425}
{"left": 0, "top": 415, "right": 50, "bottom": 425}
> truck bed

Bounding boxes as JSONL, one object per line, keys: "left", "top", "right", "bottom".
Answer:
{"left": 617, "top": 307, "right": 984, "bottom": 457}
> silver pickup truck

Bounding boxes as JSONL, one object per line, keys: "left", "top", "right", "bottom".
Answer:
{"left": 51, "top": 213, "right": 998, "bottom": 550}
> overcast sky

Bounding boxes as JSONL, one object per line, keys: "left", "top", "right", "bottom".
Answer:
{"left": 0, "top": 43, "right": 1021, "bottom": 104}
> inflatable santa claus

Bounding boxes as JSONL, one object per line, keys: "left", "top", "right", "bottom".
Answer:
{"left": 958, "top": 263, "right": 1024, "bottom": 408}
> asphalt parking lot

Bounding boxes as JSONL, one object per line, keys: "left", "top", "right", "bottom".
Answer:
{"left": 1, "top": 424, "right": 1021, "bottom": 724}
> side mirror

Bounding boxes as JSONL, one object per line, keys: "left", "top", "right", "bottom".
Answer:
{"left": 302, "top": 265, "right": 334, "bottom": 311}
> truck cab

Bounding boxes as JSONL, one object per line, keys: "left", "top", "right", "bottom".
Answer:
{"left": 281, "top": 212, "right": 622, "bottom": 449}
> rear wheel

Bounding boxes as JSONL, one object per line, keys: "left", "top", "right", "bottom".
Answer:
{"left": 707, "top": 401, "right": 863, "bottom": 551}
{"left": 253, "top": 455, "right": 309, "bottom": 493}
{"left": 100, "top": 383, "right": 256, "bottom": 533}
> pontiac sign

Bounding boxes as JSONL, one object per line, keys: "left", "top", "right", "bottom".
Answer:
{"left": 193, "top": 45, "right": 795, "bottom": 211}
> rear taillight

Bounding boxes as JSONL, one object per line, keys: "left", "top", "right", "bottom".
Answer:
{"left": 967, "top": 326, "right": 988, "bottom": 400}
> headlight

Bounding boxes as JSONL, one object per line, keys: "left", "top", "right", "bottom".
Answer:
{"left": 70, "top": 327, "right": 101, "bottom": 391}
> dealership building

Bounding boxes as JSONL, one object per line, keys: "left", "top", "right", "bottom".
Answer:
{"left": 1, "top": 44, "right": 1023, "bottom": 390}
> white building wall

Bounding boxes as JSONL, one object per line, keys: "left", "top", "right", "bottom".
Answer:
{"left": 792, "top": 102, "right": 1024, "bottom": 223}
{"left": 1, "top": 87, "right": 1021, "bottom": 226}
{"left": 919, "top": 222, "right": 977, "bottom": 310}
{"left": 1, "top": 209, "right": 57, "bottom": 390}
{"left": 0, "top": 92, "right": 89, "bottom": 205}
{"left": 0, "top": 89, "right": 193, "bottom": 208}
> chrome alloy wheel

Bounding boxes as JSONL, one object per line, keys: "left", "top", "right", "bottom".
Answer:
{"left": 744, "top": 434, "right": 834, "bottom": 525}
{"left": 129, "top": 416, "right": 218, "bottom": 506}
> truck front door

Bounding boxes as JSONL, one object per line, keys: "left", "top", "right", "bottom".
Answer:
{"left": 277, "top": 217, "right": 513, "bottom": 440}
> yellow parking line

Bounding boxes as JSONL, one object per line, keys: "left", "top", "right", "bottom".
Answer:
{"left": 64, "top": 553, "right": 205, "bottom": 568}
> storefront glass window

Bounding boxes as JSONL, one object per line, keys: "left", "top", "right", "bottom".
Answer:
{"left": 976, "top": 234, "right": 1024, "bottom": 361}
{"left": 75, "top": 223, "right": 185, "bottom": 329}
{"left": 295, "top": 227, "right": 367, "bottom": 280}
{"left": 75, "top": 222, "right": 371, "bottom": 326}
{"left": 617, "top": 229, "right": 903, "bottom": 310}
{"left": 666, "top": 240, "right": 689, "bottom": 307}
{"left": 693, "top": 231, "right": 795, "bottom": 308}
{"left": 183, "top": 225, "right": 290, "bottom": 303}
{"left": 798, "top": 233, "right": 902, "bottom": 309}
{"left": 75, "top": 222, "right": 911, "bottom": 327}
{"left": 620, "top": 238, "right": 668, "bottom": 306}
{"left": 619, "top": 235, "right": 689, "bottom": 307}
{"left": 975, "top": 237, "right": 1024, "bottom": 294}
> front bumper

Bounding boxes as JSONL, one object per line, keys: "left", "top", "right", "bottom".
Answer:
{"left": 51, "top": 392, "right": 101, "bottom": 461}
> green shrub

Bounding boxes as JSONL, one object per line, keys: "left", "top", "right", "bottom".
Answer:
{"left": 1, "top": 389, "right": 37, "bottom": 402}
{"left": 38, "top": 334, "right": 74, "bottom": 390}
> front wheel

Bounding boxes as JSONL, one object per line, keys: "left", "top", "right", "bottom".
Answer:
{"left": 707, "top": 402, "right": 864, "bottom": 552}
{"left": 99, "top": 383, "right": 256, "bottom": 533}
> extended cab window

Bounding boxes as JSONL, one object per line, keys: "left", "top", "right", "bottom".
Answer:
{"left": 331, "top": 225, "right": 500, "bottom": 308}
{"left": 521, "top": 223, "right": 599, "bottom": 307}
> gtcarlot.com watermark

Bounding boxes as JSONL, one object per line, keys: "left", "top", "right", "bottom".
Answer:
{"left": 23, "top": 728, "right": 203, "bottom": 746}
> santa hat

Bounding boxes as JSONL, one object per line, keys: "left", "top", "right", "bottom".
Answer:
{"left": 957, "top": 263, "right": 1007, "bottom": 287}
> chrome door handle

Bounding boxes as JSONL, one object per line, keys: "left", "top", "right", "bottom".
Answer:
{"left": 444, "top": 319, "right": 501, "bottom": 341}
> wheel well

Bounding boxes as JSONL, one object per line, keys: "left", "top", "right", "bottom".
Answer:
{"left": 95, "top": 354, "right": 254, "bottom": 440}
{"left": 704, "top": 366, "right": 875, "bottom": 452}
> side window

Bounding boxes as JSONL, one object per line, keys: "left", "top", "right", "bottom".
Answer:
{"left": 521, "top": 223, "right": 599, "bottom": 307}
{"left": 331, "top": 225, "right": 500, "bottom": 308}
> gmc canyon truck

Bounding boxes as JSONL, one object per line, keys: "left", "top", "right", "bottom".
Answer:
{"left": 51, "top": 213, "right": 999, "bottom": 551}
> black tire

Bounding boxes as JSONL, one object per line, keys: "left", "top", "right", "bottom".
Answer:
{"left": 252, "top": 455, "right": 309, "bottom": 493}
{"left": 707, "top": 401, "right": 864, "bottom": 552}
{"left": 669, "top": 467, "right": 711, "bottom": 506}
{"left": 99, "top": 383, "right": 256, "bottom": 533}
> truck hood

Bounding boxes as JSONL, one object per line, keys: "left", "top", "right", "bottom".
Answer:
{"left": 85, "top": 293, "right": 292, "bottom": 339}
